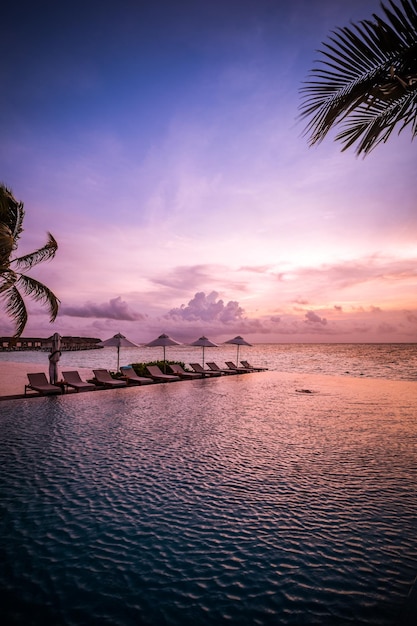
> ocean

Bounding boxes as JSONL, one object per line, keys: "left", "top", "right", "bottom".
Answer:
{"left": 0, "top": 344, "right": 416, "bottom": 625}
{"left": 0, "top": 342, "right": 416, "bottom": 381}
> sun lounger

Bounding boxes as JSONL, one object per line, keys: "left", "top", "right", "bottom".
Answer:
{"left": 190, "top": 363, "right": 222, "bottom": 377}
{"left": 240, "top": 360, "right": 268, "bottom": 371}
{"left": 206, "top": 362, "right": 239, "bottom": 375}
{"left": 120, "top": 366, "right": 154, "bottom": 385}
{"left": 168, "top": 364, "right": 202, "bottom": 379}
{"left": 93, "top": 369, "right": 127, "bottom": 388}
{"left": 146, "top": 365, "right": 180, "bottom": 382}
{"left": 224, "top": 361, "right": 251, "bottom": 373}
{"left": 62, "top": 371, "right": 97, "bottom": 392}
{"left": 25, "top": 372, "right": 62, "bottom": 395}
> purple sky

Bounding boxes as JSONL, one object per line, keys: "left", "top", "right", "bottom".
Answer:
{"left": 1, "top": 0, "right": 416, "bottom": 343}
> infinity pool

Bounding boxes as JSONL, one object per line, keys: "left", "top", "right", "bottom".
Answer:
{"left": 1, "top": 372, "right": 416, "bottom": 625}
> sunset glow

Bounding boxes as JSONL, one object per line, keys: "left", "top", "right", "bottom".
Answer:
{"left": 1, "top": 0, "right": 416, "bottom": 343}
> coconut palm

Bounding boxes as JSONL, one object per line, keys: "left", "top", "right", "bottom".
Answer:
{"left": 299, "top": 0, "right": 417, "bottom": 156}
{"left": 0, "top": 184, "right": 59, "bottom": 337}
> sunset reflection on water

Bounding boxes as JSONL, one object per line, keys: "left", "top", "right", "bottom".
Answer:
{"left": 0, "top": 371, "right": 416, "bottom": 625}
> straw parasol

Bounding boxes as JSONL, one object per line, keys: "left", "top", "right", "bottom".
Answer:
{"left": 97, "top": 333, "right": 139, "bottom": 371}
{"left": 224, "top": 335, "right": 252, "bottom": 365}
{"left": 146, "top": 333, "right": 181, "bottom": 372}
{"left": 190, "top": 335, "right": 218, "bottom": 368}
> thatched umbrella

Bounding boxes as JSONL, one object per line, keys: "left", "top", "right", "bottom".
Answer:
{"left": 190, "top": 335, "right": 218, "bottom": 368}
{"left": 98, "top": 333, "right": 139, "bottom": 371}
{"left": 146, "top": 333, "right": 181, "bottom": 373}
{"left": 224, "top": 335, "right": 252, "bottom": 365}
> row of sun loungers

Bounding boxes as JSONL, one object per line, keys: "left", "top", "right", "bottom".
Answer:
{"left": 24, "top": 361, "right": 268, "bottom": 396}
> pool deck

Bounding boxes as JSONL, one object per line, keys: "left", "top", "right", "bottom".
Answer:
{"left": 0, "top": 361, "right": 250, "bottom": 401}
{"left": 0, "top": 361, "right": 106, "bottom": 401}
{"left": 2, "top": 360, "right": 416, "bottom": 404}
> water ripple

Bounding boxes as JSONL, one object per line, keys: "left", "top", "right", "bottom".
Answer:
{"left": 0, "top": 373, "right": 416, "bottom": 625}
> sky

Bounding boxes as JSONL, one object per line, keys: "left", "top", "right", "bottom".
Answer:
{"left": 1, "top": 0, "right": 416, "bottom": 344}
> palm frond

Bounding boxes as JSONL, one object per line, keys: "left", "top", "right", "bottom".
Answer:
{"left": 17, "top": 274, "right": 60, "bottom": 322}
{"left": 0, "top": 224, "right": 15, "bottom": 268}
{"left": 299, "top": 0, "right": 417, "bottom": 155}
{"left": 0, "top": 185, "right": 59, "bottom": 334}
{"left": 0, "top": 184, "right": 25, "bottom": 240}
{"left": 336, "top": 90, "right": 417, "bottom": 153}
{"left": 12, "top": 233, "right": 58, "bottom": 271}
{"left": 1, "top": 285, "right": 28, "bottom": 338}
{"left": 0, "top": 269, "right": 18, "bottom": 293}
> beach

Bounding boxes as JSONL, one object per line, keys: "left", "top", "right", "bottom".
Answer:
{"left": 0, "top": 360, "right": 95, "bottom": 399}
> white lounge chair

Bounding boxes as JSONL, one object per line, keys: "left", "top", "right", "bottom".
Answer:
{"left": 146, "top": 365, "right": 180, "bottom": 382}
{"left": 25, "top": 372, "right": 62, "bottom": 395}
{"left": 93, "top": 369, "right": 127, "bottom": 388}
{"left": 168, "top": 364, "right": 202, "bottom": 379}
{"left": 120, "top": 366, "right": 154, "bottom": 385}
{"left": 206, "top": 362, "right": 239, "bottom": 375}
{"left": 62, "top": 371, "right": 97, "bottom": 392}
{"left": 240, "top": 360, "right": 268, "bottom": 371}
{"left": 190, "top": 363, "right": 222, "bottom": 377}
{"left": 224, "top": 361, "right": 251, "bottom": 373}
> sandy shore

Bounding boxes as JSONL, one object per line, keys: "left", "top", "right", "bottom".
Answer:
{"left": 0, "top": 361, "right": 95, "bottom": 399}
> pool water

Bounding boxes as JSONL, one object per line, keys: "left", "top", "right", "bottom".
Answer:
{"left": 1, "top": 372, "right": 416, "bottom": 625}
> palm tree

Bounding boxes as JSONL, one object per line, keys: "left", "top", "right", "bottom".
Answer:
{"left": 299, "top": 0, "right": 417, "bottom": 156}
{"left": 0, "top": 184, "right": 60, "bottom": 337}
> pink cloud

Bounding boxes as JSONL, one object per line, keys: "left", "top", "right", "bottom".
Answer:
{"left": 270, "top": 315, "right": 281, "bottom": 323}
{"left": 239, "top": 265, "right": 273, "bottom": 274}
{"left": 305, "top": 311, "right": 327, "bottom": 325}
{"left": 166, "top": 291, "right": 244, "bottom": 323}
{"left": 377, "top": 322, "right": 398, "bottom": 335}
{"left": 405, "top": 311, "right": 417, "bottom": 324}
{"left": 60, "top": 296, "right": 145, "bottom": 321}
{"left": 152, "top": 266, "right": 219, "bottom": 291}
{"left": 293, "top": 256, "right": 417, "bottom": 291}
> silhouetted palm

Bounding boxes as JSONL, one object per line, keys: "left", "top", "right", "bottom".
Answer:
{"left": 300, "top": 0, "right": 417, "bottom": 156}
{"left": 0, "top": 184, "right": 59, "bottom": 336}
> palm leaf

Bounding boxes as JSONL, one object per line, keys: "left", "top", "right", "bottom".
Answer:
{"left": 1, "top": 285, "right": 28, "bottom": 338}
{"left": 17, "top": 274, "right": 60, "bottom": 322}
{"left": 0, "top": 269, "right": 18, "bottom": 293}
{"left": 0, "top": 185, "right": 59, "bottom": 336}
{"left": 12, "top": 233, "right": 58, "bottom": 271}
{"left": 0, "top": 184, "right": 25, "bottom": 240}
{"left": 336, "top": 90, "right": 417, "bottom": 153}
{"left": 299, "top": 0, "right": 417, "bottom": 155}
{"left": 0, "top": 224, "right": 15, "bottom": 268}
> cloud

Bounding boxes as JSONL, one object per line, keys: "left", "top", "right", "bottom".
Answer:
{"left": 377, "top": 322, "right": 397, "bottom": 335}
{"left": 166, "top": 291, "right": 244, "bottom": 323}
{"left": 294, "top": 256, "right": 417, "bottom": 292}
{"left": 405, "top": 311, "right": 417, "bottom": 324}
{"left": 152, "top": 266, "right": 216, "bottom": 291}
{"left": 61, "top": 296, "right": 145, "bottom": 321}
{"left": 151, "top": 264, "right": 248, "bottom": 295}
{"left": 270, "top": 315, "right": 281, "bottom": 323}
{"left": 239, "top": 265, "right": 273, "bottom": 274}
{"left": 305, "top": 310, "right": 327, "bottom": 325}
